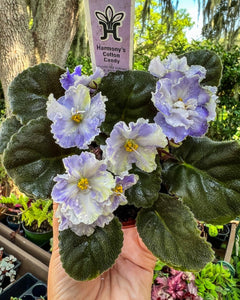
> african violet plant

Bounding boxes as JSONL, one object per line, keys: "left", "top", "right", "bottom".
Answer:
{"left": 1, "top": 50, "right": 240, "bottom": 281}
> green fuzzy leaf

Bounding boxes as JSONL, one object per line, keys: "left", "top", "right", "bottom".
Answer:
{"left": 0, "top": 116, "right": 22, "bottom": 154}
{"left": 136, "top": 193, "right": 214, "bottom": 272}
{"left": 125, "top": 160, "right": 162, "bottom": 208}
{"left": 162, "top": 137, "right": 240, "bottom": 224}
{"left": 8, "top": 63, "right": 65, "bottom": 124}
{"left": 98, "top": 70, "right": 158, "bottom": 135}
{"left": 180, "top": 50, "right": 222, "bottom": 86}
{"left": 59, "top": 218, "right": 123, "bottom": 281}
{"left": 3, "top": 117, "right": 73, "bottom": 199}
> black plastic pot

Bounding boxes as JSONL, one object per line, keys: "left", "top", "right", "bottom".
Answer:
{"left": 0, "top": 272, "right": 47, "bottom": 299}
{"left": 6, "top": 215, "right": 22, "bottom": 231}
{"left": 206, "top": 224, "right": 231, "bottom": 249}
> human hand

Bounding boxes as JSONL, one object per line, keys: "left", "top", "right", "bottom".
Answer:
{"left": 48, "top": 203, "right": 156, "bottom": 300}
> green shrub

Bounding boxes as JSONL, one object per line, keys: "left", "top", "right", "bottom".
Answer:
{"left": 195, "top": 262, "right": 240, "bottom": 299}
{"left": 65, "top": 52, "right": 92, "bottom": 75}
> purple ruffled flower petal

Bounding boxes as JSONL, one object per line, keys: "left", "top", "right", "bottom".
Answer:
{"left": 52, "top": 152, "right": 116, "bottom": 236}
{"left": 47, "top": 84, "right": 107, "bottom": 149}
{"left": 103, "top": 118, "right": 167, "bottom": 175}
{"left": 152, "top": 74, "right": 217, "bottom": 143}
{"left": 60, "top": 66, "right": 104, "bottom": 92}
{"left": 149, "top": 53, "right": 206, "bottom": 82}
{"left": 108, "top": 174, "right": 138, "bottom": 211}
{"left": 60, "top": 66, "right": 82, "bottom": 90}
{"left": 56, "top": 207, "right": 114, "bottom": 237}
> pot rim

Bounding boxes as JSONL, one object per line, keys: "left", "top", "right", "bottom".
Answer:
{"left": 22, "top": 222, "right": 53, "bottom": 235}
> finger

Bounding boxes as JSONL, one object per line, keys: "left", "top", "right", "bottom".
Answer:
{"left": 48, "top": 202, "right": 102, "bottom": 299}
{"left": 121, "top": 226, "right": 156, "bottom": 271}
{"left": 52, "top": 202, "right": 60, "bottom": 252}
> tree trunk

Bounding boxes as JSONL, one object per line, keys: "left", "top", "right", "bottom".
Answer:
{"left": 70, "top": 0, "right": 89, "bottom": 59}
{"left": 0, "top": 0, "right": 36, "bottom": 115}
{"left": 0, "top": 0, "right": 80, "bottom": 115}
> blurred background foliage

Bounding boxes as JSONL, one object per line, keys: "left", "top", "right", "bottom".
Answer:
{"left": 56, "top": 0, "right": 240, "bottom": 142}
{"left": 0, "top": 0, "right": 240, "bottom": 143}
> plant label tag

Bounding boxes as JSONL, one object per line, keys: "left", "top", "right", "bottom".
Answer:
{"left": 84, "top": 0, "right": 135, "bottom": 74}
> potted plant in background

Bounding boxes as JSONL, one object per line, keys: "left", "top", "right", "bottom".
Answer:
{"left": 205, "top": 223, "right": 231, "bottom": 249}
{"left": 152, "top": 260, "right": 240, "bottom": 299}
{"left": 21, "top": 198, "right": 53, "bottom": 246}
{"left": 151, "top": 261, "right": 202, "bottom": 300}
{"left": 0, "top": 247, "right": 21, "bottom": 293}
{"left": 0, "top": 195, "right": 53, "bottom": 246}
{"left": 5, "top": 214, "right": 21, "bottom": 232}
{"left": 195, "top": 262, "right": 240, "bottom": 299}
{"left": 0, "top": 194, "right": 25, "bottom": 231}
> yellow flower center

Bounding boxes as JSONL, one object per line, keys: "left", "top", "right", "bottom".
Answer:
{"left": 77, "top": 178, "right": 89, "bottom": 190}
{"left": 124, "top": 140, "right": 139, "bottom": 152}
{"left": 71, "top": 113, "right": 83, "bottom": 123}
{"left": 178, "top": 97, "right": 183, "bottom": 102}
{"left": 114, "top": 184, "right": 123, "bottom": 195}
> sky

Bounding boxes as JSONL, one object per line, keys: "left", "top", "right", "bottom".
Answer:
{"left": 177, "top": 0, "right": 203, "bottom": 41}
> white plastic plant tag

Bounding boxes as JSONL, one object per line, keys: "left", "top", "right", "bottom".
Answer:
{"left": 84, "top": 0, "right": 135, "bottom": 74}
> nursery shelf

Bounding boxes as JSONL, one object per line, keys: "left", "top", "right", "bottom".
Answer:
{"left": 0, "top": 272, "right": 47, "bottom": 300}
{"left": 0, "top": 222, "right": 51, "bottom": 266}
{"left": 224, "top": 221, "right": 239, "bottom": 263}
{"left": 0, "top": 222, "right": 50, "bottom": 283}
{"left": 212, "top": 221, "right": 239, "bottom": 263}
